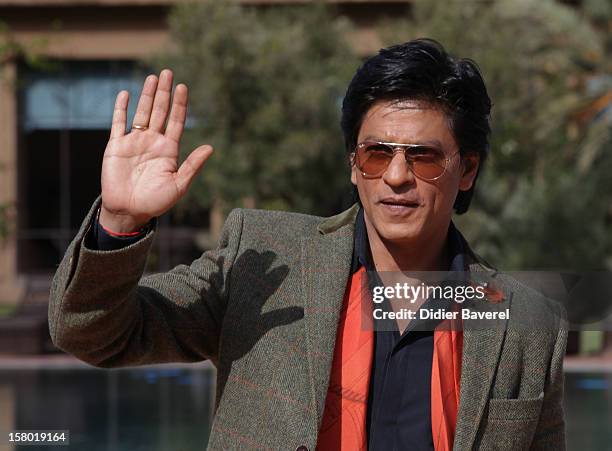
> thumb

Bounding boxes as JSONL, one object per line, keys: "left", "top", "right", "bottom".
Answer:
{"left": 175, "top": 144, "right": 214, "bottom": 195}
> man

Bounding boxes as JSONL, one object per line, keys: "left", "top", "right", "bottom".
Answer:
{"left": 49, "top": 39, "right": 567, "bottom": 450}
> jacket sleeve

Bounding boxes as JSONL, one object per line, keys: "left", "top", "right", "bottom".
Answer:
{"left": 531, "top": 314, "right": 568, "bottom": 450}
{"left": 48, "top": 195, "right": 243, "bottom": 368}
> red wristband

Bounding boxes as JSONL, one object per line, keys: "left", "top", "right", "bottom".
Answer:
{"left": 99, "top": 222, "right": 147, "bottom": 237}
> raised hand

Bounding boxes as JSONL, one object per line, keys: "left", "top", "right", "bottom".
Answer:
{"left": 99, "top": 69, "right": 213, "bottom": 233}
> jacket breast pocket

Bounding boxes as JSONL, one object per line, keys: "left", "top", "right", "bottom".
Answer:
{"left": 474, "top": 395, "right": 544, "bottom": 450}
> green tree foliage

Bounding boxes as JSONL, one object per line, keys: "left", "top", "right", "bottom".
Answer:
{"left": 156, "top": 1, "right": 359, "bottom": 218}
{"left": 155, "top": 0, "right": 610, "bottom": 270}
{"left": 380, "top": 0, "right": 611, "bottom": 270}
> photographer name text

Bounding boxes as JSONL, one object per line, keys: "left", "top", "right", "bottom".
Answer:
{"left": 372, "top": 307, "right": 510, "bottom": 321}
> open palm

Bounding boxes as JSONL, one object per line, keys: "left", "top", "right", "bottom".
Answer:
{"left": 100, "top": 70, "right": 213, "bottom": 232}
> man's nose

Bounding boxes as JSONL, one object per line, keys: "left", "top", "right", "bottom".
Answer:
{"left": 382, "top": 152, "right": 415, "bottom": 187}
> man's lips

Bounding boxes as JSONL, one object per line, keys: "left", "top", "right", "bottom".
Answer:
{"left": 378, "top": 197, "right": 421, "bottom": 208}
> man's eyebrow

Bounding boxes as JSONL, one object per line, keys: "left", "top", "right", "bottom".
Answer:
{"left": 361, "top": 136, "right": 444, "bottom": 148}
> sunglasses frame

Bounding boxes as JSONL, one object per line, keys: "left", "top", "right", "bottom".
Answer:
{"left": 353, "top": 141, "right": 461, "bottom": 181}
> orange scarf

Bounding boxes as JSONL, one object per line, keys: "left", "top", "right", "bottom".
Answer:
{"left": 317, "top": 267, "right": 462, "bottom": 451}
{"left": 431, "top": 322, "right": 463, "bottom": 451}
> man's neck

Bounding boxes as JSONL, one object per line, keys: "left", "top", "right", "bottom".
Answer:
{"left": 365, "top": 221, "right": 451, "bottom": 272}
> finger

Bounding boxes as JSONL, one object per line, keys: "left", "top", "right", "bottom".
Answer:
{"left": 149, "top": 69, "right": 173, "bottom": 132}
{"left": 165, "top": 83, "right": 188, "bottom": 143}
{"left": 175, "top": 145, "right": 214, "bottom": 195}
{"left": 110, "top": 90, "right": 129, "bottom": 139}
{"left": 132, "top": 74, "right": 158, "bottom": 130}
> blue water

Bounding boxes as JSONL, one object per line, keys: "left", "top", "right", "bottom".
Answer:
{"left": 0, "top": 368, "right": 215, "bottom": 451}
{"left": 0, "top": 369, "right": 610, "bottom": 450}
{"left": 565, "top": 372, "right": 612, "bottom": 451}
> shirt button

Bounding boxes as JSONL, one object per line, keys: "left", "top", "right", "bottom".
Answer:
{"left": 295, "top": 446, "right": 309, "bottom": 451}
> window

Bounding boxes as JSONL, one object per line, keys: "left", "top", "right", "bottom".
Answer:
{"left": 17, "top": 61, "right": 145, "bottom": 273}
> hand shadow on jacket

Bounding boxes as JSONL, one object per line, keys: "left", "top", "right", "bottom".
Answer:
{"left": 222, "top": 249, "right": 302, "bottom": 359}
{"left": 207, "top": 249, "right": 303, "bottom": 399}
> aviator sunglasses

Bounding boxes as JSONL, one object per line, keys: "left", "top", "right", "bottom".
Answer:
{"left": 353, "top": 141, "right": 460, "bottom": 181}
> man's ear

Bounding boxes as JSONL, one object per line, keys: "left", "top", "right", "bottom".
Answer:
{"left": 458, "top": 152, "right": 480, "bottom": 191}
{"left": 350, "top": 153, "right": 358, "bottom": 186}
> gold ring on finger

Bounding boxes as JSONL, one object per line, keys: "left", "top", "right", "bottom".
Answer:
{"left": 132, "top": 124, "right": 148, "bottom": 131}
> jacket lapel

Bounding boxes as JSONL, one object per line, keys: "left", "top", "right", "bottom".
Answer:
{"left": 454, "top": 260, "right": 510, "bottom": 450}
{"left": 300, "top": 206, "right": 510, "bottom": 447}
{"left": 301, "top": 204, "right": 359, "bottom": 432}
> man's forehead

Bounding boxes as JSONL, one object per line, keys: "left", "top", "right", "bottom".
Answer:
{"left": 359, "top": 99, "right": 455, "bottom": 147}
{"left": 370, "top": 99, "right": 443, "bottom": 116}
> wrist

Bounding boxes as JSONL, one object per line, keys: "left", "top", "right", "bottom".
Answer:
{"left": 99, "top": 205, "right": 151, "bottom": 235}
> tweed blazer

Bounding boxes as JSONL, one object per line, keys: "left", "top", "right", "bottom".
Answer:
{"left": 49, "top": 196, "right": 567, "bottom": 451}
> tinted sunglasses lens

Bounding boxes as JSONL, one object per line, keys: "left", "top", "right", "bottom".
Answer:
{"left": 357, "top": 143, "right": 392, "bottom": 176}
{"left": 409, "top": 147, "right": 446, "bottom": 180}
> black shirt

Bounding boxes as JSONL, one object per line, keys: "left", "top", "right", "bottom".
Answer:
{"left": 351, "top": 208, "right": 467, "bottom": 451}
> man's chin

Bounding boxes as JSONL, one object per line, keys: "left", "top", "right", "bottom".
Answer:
{"left": 375, "top": 224, "right": 422, "bottom": 245}
{"left": 364, "top": 211, "right": 424, "bottom": 244}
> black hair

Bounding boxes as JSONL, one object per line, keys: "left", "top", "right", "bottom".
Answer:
{"left": 341, "top": 38, "right": 492, "bottom": 214}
